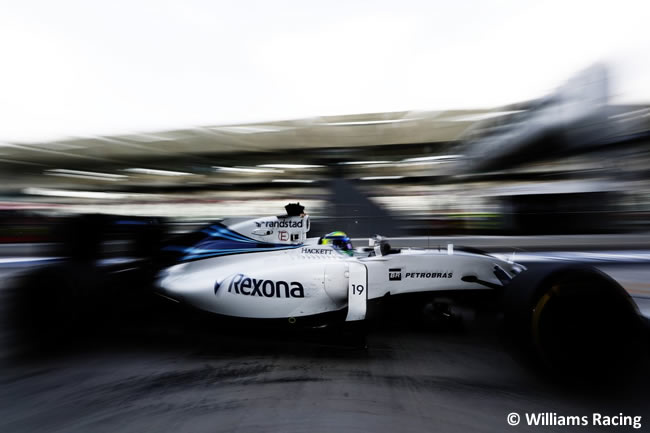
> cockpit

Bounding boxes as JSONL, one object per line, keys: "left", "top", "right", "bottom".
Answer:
{"left": 318, "top": 231, "right": 354, "bottom": 256}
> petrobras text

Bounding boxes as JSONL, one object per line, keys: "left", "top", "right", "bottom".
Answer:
{"left": 405, "top": 271, "right": 453, "bottom": 279}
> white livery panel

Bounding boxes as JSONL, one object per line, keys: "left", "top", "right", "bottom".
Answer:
{"left": 157, "top": 240, "right": 520, "bottom": 320}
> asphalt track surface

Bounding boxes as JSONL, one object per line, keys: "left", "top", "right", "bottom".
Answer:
{"left": 1, "top": 250, "right": 649, "bottom": 432}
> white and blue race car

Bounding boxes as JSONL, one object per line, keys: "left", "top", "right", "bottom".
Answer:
{"left": 11, "top": 204, "right": 646, "bottom": 377}
{"left": 155, "top": 203, "right": 646, "bottom": 375}
{"left": 157, "top": 204, "right": 524, "bottom": 322}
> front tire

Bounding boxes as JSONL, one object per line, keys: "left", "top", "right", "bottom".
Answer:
{"left": 503, "top": 264, "right": 647, "bottom": 380}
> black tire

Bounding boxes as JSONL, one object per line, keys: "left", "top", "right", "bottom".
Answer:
{"left": 503, "top": 264, "right": 647, "bottom": 380}
{"left": 10, "top": 262, "right": 114, "bottom": 352}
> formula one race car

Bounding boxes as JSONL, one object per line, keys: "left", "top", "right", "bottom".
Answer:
{"left": 155, "top": 204, "right": 647, "bottom": 375}
{"left": 156, "top": 202, "right": 524, "bottom": 322}
{"left": 9, "top": 204, "right": 647, "bottom": 377}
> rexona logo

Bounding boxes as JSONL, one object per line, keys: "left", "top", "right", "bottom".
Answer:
{"left": 227, "top": 274, "right": 305, "bottom": 298}
{"left": 405, "top": 271, "right": 453, "bottom": 279}
{"left": 255, "top": 219, "right": 304, "bottom": 229}
{"left": 389, "top": 268, "right": 402, "bottom": 281}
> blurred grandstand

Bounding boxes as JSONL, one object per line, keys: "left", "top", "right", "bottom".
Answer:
{"left": 1, "top": 64, "right": 650, "bottom": 239}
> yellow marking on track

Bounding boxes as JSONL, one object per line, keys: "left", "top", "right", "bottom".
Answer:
{"left": 531, "top": 285, "right": 560, "bottom": 367}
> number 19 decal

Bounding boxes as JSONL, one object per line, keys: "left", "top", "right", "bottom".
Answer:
{"left": 346, "top": 262, "right": 368, "bottom": 322}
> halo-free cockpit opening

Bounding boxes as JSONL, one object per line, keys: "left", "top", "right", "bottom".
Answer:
{"left": 318, "top": 231, "right": 354, "bottom": 256}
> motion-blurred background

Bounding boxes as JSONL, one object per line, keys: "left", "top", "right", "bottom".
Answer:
{"left": 2, "top": 1, "right": 650, "bottom": 242}
{"left": 2, "top": 5, "right": 650, "bottom": 432}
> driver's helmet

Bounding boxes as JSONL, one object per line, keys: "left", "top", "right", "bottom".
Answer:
{"left": 319, "top": 231, "right": 354, "bottom": 256}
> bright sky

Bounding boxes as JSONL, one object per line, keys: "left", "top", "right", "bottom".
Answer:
{"left": 1, "top": 0, "right": 649, "bottom": 142}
